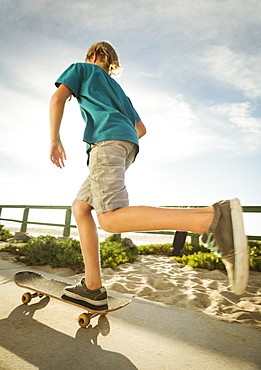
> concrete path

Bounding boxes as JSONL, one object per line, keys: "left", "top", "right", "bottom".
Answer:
{"left": 1, "top": 259, "right": 261, "bottom": 370}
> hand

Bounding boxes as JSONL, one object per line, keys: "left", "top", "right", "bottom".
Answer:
{"left": 50, "top": 140, "right": 66, "bottom": 168}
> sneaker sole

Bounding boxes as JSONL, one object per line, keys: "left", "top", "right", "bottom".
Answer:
{"left": 63, "top": 289, "right": 108, "bottom": 307}
{"left": 230, "top": 198, "right": 249, "bottom": 295}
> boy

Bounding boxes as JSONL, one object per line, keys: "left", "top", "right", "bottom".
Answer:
{"left": 50, "top": 41, "right": 249, "bottom": 305}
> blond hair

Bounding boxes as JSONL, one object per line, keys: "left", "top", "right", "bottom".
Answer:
{"left": 85, "top": 41, "right": 122, "bottom": 77}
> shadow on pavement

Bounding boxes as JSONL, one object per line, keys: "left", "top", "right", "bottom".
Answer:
{"left": 0, "top": 298, "right": 137, "bottom": 370}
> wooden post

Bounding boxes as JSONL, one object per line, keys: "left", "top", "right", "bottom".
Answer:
{"left": 21, "top": 208, "right": 29, "bottom": 233}
{"left": 172, "top": 231, "right": 187, "bottom": 256}
{"left": 63, "top": 208, "right": 72, "bottom": 237}
{"left": 191, "top": 233, "right": 200, "bottom": 249}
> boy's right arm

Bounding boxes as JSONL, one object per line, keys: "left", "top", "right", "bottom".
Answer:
{"left": 50, "top": 84, "right": 72, "bottom": 168}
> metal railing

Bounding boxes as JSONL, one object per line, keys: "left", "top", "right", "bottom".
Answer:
{"left": 0, "top": 205, "right": 76, "bottom": 238}
{"left": 0, "top": 204, "right": 260, "bottom": 244}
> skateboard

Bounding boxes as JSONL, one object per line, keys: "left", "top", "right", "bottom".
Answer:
{"left": 14, "top": 271, "right": 132, "bottom": 328}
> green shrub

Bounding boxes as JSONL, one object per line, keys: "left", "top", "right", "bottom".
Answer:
{"left": 249, "top": 242, "right": 261, "bottom": 271}
{"left": 105, "top": 233, "right": 122, "bottom": 242}
{"left": 174, "top": 252, "right": 225, "bottom": 270}
{"left": 100, "top": 236, "right": 139, "bottom": 268}
{"left": 137, "top": 239, "right": 261, "bottom": 272}
{"left": 1, "top": 234, "right": 139, "bottom": 271}
{"left": 248, "top": 240, "right": 261, "bottom": 249}
{"left": 1, "top": 232, "right": 261, "bottom": 272}
{"left": 136, "top": 240, "right": 210, "bottom": 257}
{"left": 0, "top": 225, "right": 13, "bottom": 241}
{"left": 137, "top": 243, "right": 173, "bottom": 256}
{"left": 180, "top": 241, "right": 211, "bottom": 255}
{"left": 11, "top": 235, "right": 84, "bottom": 272}
{"left": 174, "top": 241, "right": 261, "bottom": 272}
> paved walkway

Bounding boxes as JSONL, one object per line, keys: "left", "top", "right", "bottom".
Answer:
{"left": 1, "top": 259, "right": 261, "bottom": 370}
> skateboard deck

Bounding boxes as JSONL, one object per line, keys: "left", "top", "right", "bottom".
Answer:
{"left": 14, "top": 271, "right": 132, "bottom": 327}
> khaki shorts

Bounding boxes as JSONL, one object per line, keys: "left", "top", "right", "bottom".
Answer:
{"left": 75, "top": 140, "right": 138, "bottom": 215}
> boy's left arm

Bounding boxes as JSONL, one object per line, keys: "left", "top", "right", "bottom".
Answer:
{"left": 50, "top": 84, "right": 72, "bottom": 168}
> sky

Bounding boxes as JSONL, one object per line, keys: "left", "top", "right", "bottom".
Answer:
{"left": 0, "top": 0, "right": 261, "bottom": 235}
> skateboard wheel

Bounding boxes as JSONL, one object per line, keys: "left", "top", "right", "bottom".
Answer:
{"left": 22, "top": 292, "right": 32, "bottom": 304}
{"left": 78, "top": 313, "right": 90, "bottom": 328}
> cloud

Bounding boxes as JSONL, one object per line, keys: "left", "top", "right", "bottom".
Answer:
{"left": 208, "top": 102, "right": 261, "bottom": 133}
{"left": 207, "top": 102, "right": 261, "bottom": 150}
{"left": 202, "top": 45, "right": 261, "bottom": 99}
{"left": 129, "top": 90, "right": 215, "bottom": 163}
{"left": 131, "top": 86, "right": 261, "bottom": 164}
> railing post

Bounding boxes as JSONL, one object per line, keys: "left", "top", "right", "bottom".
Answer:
{"left": 172, "top": 231, "right": 187, "bottom": 256}
{"left": 21, "top": 207, "right": 29, "bottom": 233}
{"left": 63, "top": 208, "right": 72, "bottom": 237}
{"left": 191, "top": 233, "right": 200, "bottom": 249}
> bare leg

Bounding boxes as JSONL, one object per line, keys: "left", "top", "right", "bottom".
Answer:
{"left": 98, "top": 205, "right": 214, "bottom": 234}
{"left": 73, "top": 201, "right": 214, "bottom": 290}
{"left": 68, "top": 198, "right": 248, "bottom": 297}
{"left": 72, "top": 199, "right": 102, "bottom": 290}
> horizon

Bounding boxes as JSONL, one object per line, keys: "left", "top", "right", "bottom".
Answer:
{"left": 1, "top": 203, "right": 260, "bottom": 237}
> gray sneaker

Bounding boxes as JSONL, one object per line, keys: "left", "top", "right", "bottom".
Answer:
{"left": 202, "top": 198, "right": 249, "bottom": 295}
{"left": 63, "top": 279, "right": 108, "bottom": 306}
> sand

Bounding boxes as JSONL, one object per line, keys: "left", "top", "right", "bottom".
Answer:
{"left": 1, "top": 227, "right": 261, "bottom": 330}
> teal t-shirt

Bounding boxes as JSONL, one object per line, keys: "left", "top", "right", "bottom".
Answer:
{"left": 55, "top": 63, "right": 140, "bottom": 150}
